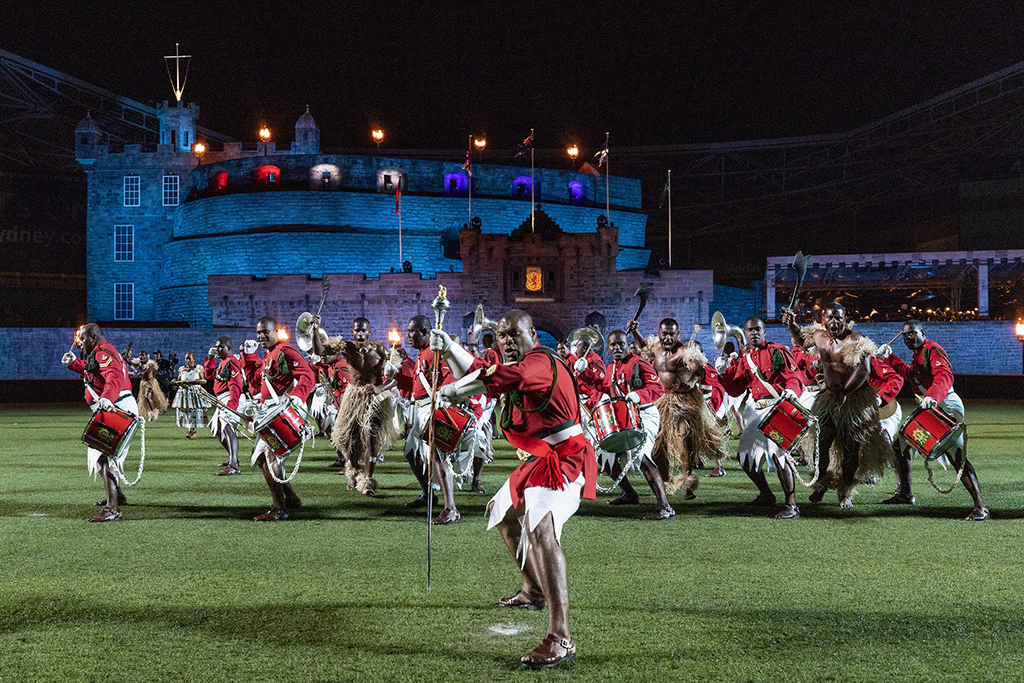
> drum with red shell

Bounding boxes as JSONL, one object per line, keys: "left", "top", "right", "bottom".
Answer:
{"left": 592, "top": 397, "right": 645, "bottom": 453}
{"left": 254, "top": 402, "right": 315, "bottom": 457}
{"left": 82, "top": 406, "right": 139, "bottom": 460}
{"left": 756, "top": 397, "right": 812, "bottom": 451}
{"left": 423, "top": 405, "right": 475, "bottom": 454}
{"left": 898, "top": 403, "right": 964, "bottom": 460}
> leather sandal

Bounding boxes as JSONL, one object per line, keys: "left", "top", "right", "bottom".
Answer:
{"left": 966, "top": 506, "right": 990, "bottom": 521}
{"left": 499, "top": 590, "right": 545, "bottom": 610}
{"left": 775, "top": 503, "right": 800, "bottom": 520}
{"left": 88, "top": 506, "right": 121, "bottom": 523}
{"left": 431, "top": 508, "right": 461, "bottom": 525}
{"left": 521, "top": 633, "right": 576, "bottom": 669}
{"left": 216, "top": 466, "right": 241, "bottom": 476}
{"left": 642, "top": 505, "right": 676, "bottom": 521}
{"left": 253, "top": 507, "right": 289, "bottom": 522}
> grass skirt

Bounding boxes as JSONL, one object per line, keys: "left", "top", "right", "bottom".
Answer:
{"left": 138, "top": 377, "right": 168, "bottom": 417}
{"left": 331, "top": 384, "right": 397, "bottom": 470}
{"left": 813, "top": 385, "right": 890, "bottom": 493}
{"left": 653, "top": 388, "right": 730, "bottom": 494}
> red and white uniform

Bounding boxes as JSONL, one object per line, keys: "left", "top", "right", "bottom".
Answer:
{"left": 869, "top": 359, "right": 905, "bottom": 442}
{"left": 701, "top": 364, "right": 727, "bottom": 418}
{"left": 396, "top": 347, "right": 456, "bottom": 463}
{"left": 250, "top": 342, "right": 315, "bottom": 465}
{"left": 204, "top": 354, "right": 244, "bottom": 437}
{"left": 67, "top": 341, "right": 139, "bottom": 475}
{"left": 241, "top": 349, "right": 263, "bottom": 400}
{"left": 482, "top": 347, "right": 597, "bottom": 555}
{"left": 884, "top": 340, "right": 964, "bottom": 457}
{"left": 594, "top": 353, "right": 664, "bottom": 470}
{"left": 719, "top": 342, "right": 803, "bottom": 471}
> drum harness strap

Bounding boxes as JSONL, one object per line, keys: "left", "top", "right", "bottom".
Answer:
{"left": 85, "top": 381, "right": 146, "bottom": 487}
{"left": 744, "top": 352, "right": 822, "bottom": 489}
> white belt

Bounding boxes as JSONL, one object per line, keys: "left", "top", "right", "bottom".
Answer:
{"left": 755, "top": 398, "right": 776, "bottom": 410}
{"left": 543, "top": 423, "right": 583, "bottom": 445}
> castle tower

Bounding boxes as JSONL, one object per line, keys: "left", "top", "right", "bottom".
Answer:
{"left": 74, "top": 111, "right": 102, "bottom": 164}
{"left": 157, "top": 100, "right": 199, "bottom": 153}
{"left": 293, "top": 106, "right": 320, "bottom": 154}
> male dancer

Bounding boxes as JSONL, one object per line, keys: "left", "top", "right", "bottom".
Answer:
{"left": 877, "top": 320, "right": 988, "bottom": 520}
{"left": 63, "top": 324, "right": 138, "bottom": 522}
{"left": 783, "top": 303, "right": 889, "bottom": 507}
{"left": 628, "top": 318, "right": 728, "bottom": 501}
{"left": 250, "top": 316, "right": 315, "bottom": 521}
{"left": 717, "top": 317, "right": 805, "bottom": 519}
{"left": 311, "top": 315, "right": 396, "bottom": 495}
{"left": 431, "top": 310, "right": 595, "bottom": 669}
{"left": 205, "top": 336, "right": 245, "bottom": 475}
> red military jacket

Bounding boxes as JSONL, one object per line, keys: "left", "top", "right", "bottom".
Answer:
{"left": 868, "top": 359, "right": 904, "bottom": 405}
{"left": 570, "top": 350, "right": 607, "bottom": 411}
{"left": 601, "top": 353, "right": 664, "bottom": 407}
{"left": 790, "top": 345, "right": 823, "bottom": 388}
{"left": 479, "top": 347, "right": 501, "bottom": 367}
{"left": 884, "top": 340, "right": 953, "bottom": 402}
{"left": 701, "top": 364, "right": 727, "bottom": 414}
{"left": 68, "top": 340, "right": 131, "bottom": 404}
{"left": 719, "top": 342, "right": 803, "bottom": 400}
{"left": 479, "top": 346, "right": 597, "bottom": 505}
{"left": 328, "top": 356, "right": 351, "bottom": 401}
{"left": 259, "top": 343, "right": 315, "bottom": 403}
{"left": 203, "top": 355, "right": 243, "bottom": 410}
{"left": 395, "top": 347, "right": 454, "bottom": 401}
{"left": 241, "top": 350, "right": 263, "bottom": 398}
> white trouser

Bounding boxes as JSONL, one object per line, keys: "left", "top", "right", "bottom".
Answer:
{"left": 737, "top": 397, "right": 785, "bottom": 472}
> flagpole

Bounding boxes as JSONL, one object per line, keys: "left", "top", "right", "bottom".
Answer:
{"left": 604, "top": 132, "right": 610, "bottom": 220}
{"left": 397, "top": 186, "right": 403, "bottom": 267}
{"left": 467, "top": 134, "right": 472, "bottom": 225}
{"left": 530, "top": 128, "right": 535, "bottom": 233}
{"left": 667, "top": 169, "right": 672, "bottom": 268}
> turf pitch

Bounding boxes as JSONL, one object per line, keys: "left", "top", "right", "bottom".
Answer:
{"left": 2, "top": 402, "right": 1024, "bottom": 682}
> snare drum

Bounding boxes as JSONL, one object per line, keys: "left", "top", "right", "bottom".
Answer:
{"left": 82, "top": 406, "right": 139, "bottom": 460}
{"left": 253, "top": 402, "right": 315, "bottom": 457}
{"left": 898, "top": 403, "right": 964, "bottom": 460}
{"left": 756, "top": 397, "right": 812, "bottom": 451}
{"left": 592, "top": 397, "right": 645, "bottom": 453}
{"left": 423, "top": 405, "right": 475, "bottom": 454}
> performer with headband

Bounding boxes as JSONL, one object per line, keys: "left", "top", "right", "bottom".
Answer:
{"left": 63, "top": 323, "right": 138, "bottom": 522}
{"left": 205, "top": 336, "right": 245, "bottom": 476}
{"left": 782, "top": 303, "right": 889, "bottom": 508}
{"left": 393, "top": 314, "right": 461, "bottom": 524}
{"left": 311, "top": 315, "right": 396, "bottom": 496}
{"left": 430, "top": 309, "right": 595, "bottom": 669}
{"left": 250, "top": 316, "right": 315, "bottom": 521}
{"left": 588, "top": 329, "right": 669, "bottom": 519}
{"left": 876, "top": 320, "right": 988, "bottom": 520}
{"left": 627, "top": 317, "right": 728, "bottom": 503}
{"left": 717, "top": 316, "right": 804, "bottom": 519}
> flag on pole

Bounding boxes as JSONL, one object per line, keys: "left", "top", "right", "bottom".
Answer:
{"left": 395, "top": 183, "right": 401, "bottom": 215}
{"left": 594, "top": 138, "right": 609, "bottom": 167}
{"left": 462, "top": 149, "right": 472, "bottom": 176}
{"left": 514, "top": 132, "right": 534, "bottom": 158}
{"left": 658, "top": 174, "right": 670, "bottom": 209}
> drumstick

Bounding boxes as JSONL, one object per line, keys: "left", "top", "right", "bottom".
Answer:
{"left": 886, "top": 331, "right": 902, "bottom": 346}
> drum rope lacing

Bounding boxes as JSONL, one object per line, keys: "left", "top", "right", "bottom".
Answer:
{"left": 112, "top": 417, "right": 146, "bottom": 487}
{"left": 786, "top": 415, "right": 822, "bottom": 490}
{"left": 595, "top": 433, "right": 647, "bottom": 494}
{"left": 921, "top": 423, "right": 969, "bottom": 494}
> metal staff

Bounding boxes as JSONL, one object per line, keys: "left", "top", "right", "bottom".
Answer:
{"left": 426, "top": 285, "right": 451, "bottom": 594}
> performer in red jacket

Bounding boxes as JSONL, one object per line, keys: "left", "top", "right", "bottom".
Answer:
{"left": 63, "top": 323, "right": 138, "bottom": 522}
{"left": 431, "top": 310, "right": 594, "bottom": 669}
{"left": 204, "top": 335, "right": 245, "bottom": 476}
{"left": 249, "top": 316, "right": 315, "bottom": 521}
{"left": 877, "top": 320, "right": 988, "bottom": 520}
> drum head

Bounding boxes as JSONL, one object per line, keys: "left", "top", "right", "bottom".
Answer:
{"left": 599, "top": 428, "right": 646, "bottom": 454}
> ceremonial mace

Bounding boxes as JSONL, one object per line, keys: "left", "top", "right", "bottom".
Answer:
{"left": 426, "top": 285, "right": 450, "bottom": 594}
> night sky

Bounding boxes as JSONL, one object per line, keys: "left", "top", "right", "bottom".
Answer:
{"left": 4, "top": 2, "right": 1024, "bottom": 151}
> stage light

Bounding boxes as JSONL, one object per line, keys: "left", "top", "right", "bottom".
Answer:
{"left": 567, "top": 144, "right": 579, "bottom": 159}
{"left": 259, "top": 127, "right": 271, "bottom": 156}
{"left": 473, "top": 137, "right": 487, "bottom": 150}
{"left": 372, "top": 129, "right": 384, "bottom": 147}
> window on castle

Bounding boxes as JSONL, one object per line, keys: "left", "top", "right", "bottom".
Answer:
{"left": 377, "top": 168, "right": 407, "bottom": 193}
{"left": 162, "top": 175, "right": 179, "bottom": 206}
{"left": 114, "top": 225, "right": 134, "bottom": 262}
{"left": 513, "top": 176, "right": 533, "bottom": 199}
{"left": 268, "top": 172, "right": 277, "bottom": 184}
{"left": 123, "top": 176, "right": 140, "bottom": 207}
{"left": 322, "top": 171, "right": 331, "bottom": 188}
{"left": 114, "top": 283, "right": 134, "bottom": 321}
{"left": 383, "top": 174, "right": 393, "bottom": 190}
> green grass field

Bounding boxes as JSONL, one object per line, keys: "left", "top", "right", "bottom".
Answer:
{"left": 2, "top": 401, "right": 1024, "bottom": 682}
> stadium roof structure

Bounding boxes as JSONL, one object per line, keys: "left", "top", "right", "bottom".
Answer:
{"left": 0, "top": 48, "right": 234, "bottom": 172}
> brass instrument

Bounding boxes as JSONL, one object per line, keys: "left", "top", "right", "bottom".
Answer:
{"left": 469, "top": 303, "right": 498, "bottom": 344}
{"left": 568, "top": 326, "right": 605, "bottom": 358}
{"left": 295, "top": 276, "right": 332, "bottom": 352}
{"left": 711, "top": 311, "right": 747, "bottom": 351}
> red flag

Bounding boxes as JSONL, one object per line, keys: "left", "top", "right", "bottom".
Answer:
{"left": 395, "top": 183, "right": 401, "bottom": 215}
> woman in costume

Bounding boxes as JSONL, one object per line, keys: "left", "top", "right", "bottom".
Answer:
{"left": 171, "top": 351, "right": 208, "bottom": 438}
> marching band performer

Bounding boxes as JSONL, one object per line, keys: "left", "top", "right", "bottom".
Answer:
{"left": 589, "top": 329, "right": 670, "bottom": 520}
{"left": 876, "top": 320, "right": 989, "bottom": 520}
{"left": 393, "top": 314, "right": 461, "bottom": 524}
{"left": 250, "top": 316, "right": 315, "bottom": 521}
{"left": 783, "top": 304, "right": 890, "bottom": 508}
{"left": 628, "top": 318, "right": 729, "bottom": 503}
{"left": 63, "top": 324, "right": 138, "bottom": 522}
{"left": 697, "top": 341, "right": 731, "bottom": 477}
{"left": 311, "top": 315, "right": 396, "bottom": 496}
{"left": 717, "top": 316, "right": 805, "bottom": 519}
{"left": 431, "top": 310, "right": 595, "bottom": 669}
{"left": 205, "top": 336, "right": 245, "bottom": 476}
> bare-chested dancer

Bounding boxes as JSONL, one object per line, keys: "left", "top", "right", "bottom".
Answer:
{"left": 311, "top": 315, "right": 397, "bottom": 496}
{"left": 627, "top": 317, "right": 728, "bottom": 506}
{"left": 783, "top": 302, "right": 889, "bottom": 507}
